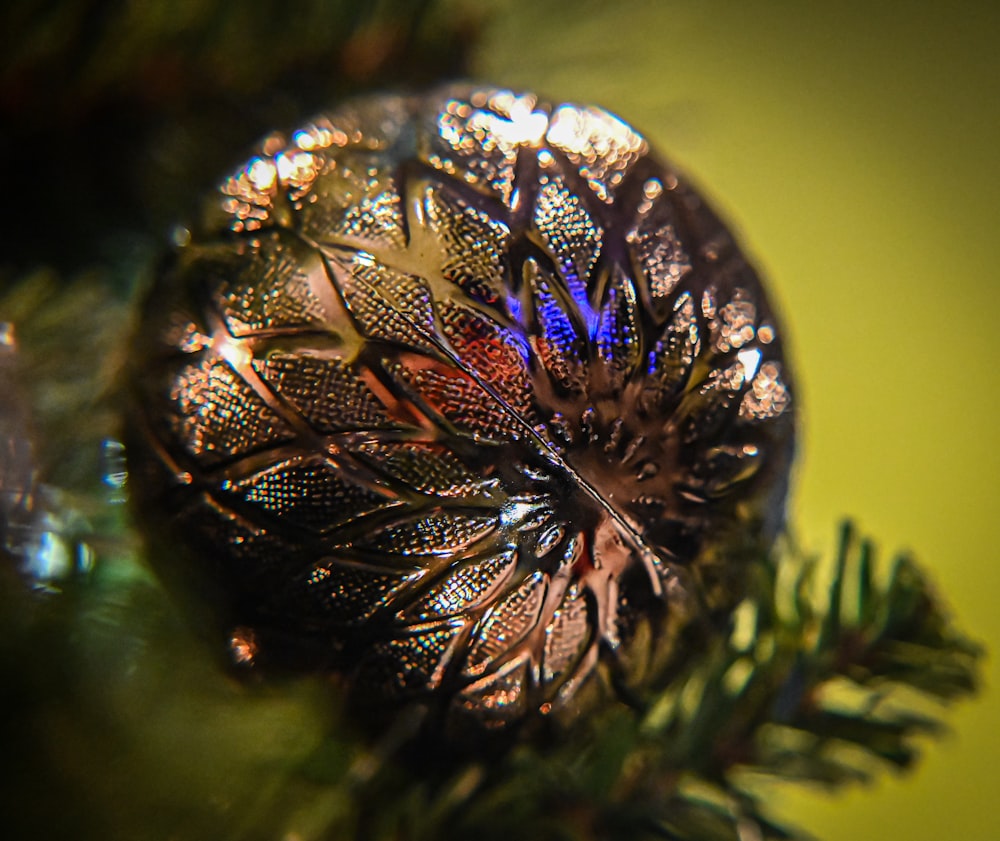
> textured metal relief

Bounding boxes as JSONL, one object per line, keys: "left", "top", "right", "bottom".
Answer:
{"left": 128, "top": 86, "right": 794, "bottom": 730}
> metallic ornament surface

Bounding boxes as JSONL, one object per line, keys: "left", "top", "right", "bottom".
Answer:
{"left": 128, "top": 85, "right": 795, "bottom": 730}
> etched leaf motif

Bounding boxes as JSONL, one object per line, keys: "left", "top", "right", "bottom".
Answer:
{"left": 595, "top": 265, "right": 641, "bottom": 391}
{"left": 129, "top": 85, "right": 796, "bottom": 731}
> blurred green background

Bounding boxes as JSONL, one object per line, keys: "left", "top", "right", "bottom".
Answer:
{"left": 2, "top": 1, "right": 996, "bottom": 839}
{"left": 475, "top": 2, "right": 998, "bottom": 838}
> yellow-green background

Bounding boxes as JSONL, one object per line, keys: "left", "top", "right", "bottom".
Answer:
{"left": 476, "top": 2, "right": 998, "bottom": 839}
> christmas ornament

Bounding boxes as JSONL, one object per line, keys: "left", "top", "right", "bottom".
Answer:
{"left": 127, "top": 85, "right": 794, "bottom": 732}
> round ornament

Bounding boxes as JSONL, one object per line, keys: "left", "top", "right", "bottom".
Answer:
{"left": 127, "top": 85, "right": 794, "bottom": 731}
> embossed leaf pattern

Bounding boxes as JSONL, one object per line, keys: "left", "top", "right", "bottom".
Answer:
{"left": 130, "top": 86, "right": 794, "bottom": 728}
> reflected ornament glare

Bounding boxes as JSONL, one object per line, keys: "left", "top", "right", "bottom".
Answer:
{"left": 127, "top": 85, "right": 795, "bottom": 732}
{"left": 0, "top": 324, "right": 94, "bottom": 589}
{"left": 0, "top": 324, "right": 35, "bottom": 566}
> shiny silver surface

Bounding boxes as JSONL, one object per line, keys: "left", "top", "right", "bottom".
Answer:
{"left": 129, "top": 85, "right": 795, "bottom": 729}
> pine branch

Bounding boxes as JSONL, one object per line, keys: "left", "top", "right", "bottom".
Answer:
{"left": 433, "top": 522, "right": 981, "bottom": 841}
